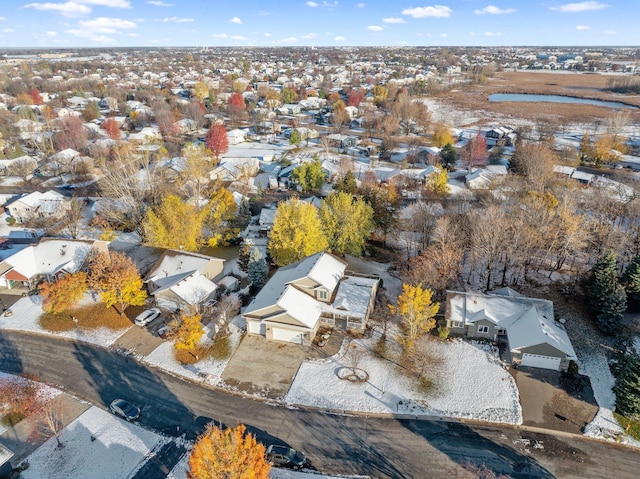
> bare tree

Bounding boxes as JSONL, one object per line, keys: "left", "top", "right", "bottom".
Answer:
{"left": 65, "top": 196, "right": 85, "bottom": 239}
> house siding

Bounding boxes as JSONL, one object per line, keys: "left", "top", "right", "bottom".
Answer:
{"left": 465, "top": 319, "right": 497, "bottom": 339}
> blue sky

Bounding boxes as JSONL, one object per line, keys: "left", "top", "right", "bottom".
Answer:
{"left": 0, "top": 1, "right": 637, "bottom": 48}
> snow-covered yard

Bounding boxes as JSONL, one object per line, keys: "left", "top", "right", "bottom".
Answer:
{"left": 19, "top": 406, "right": 168, "bottom": 479}
{"left": 286, "top": 336, "right": 522, "bottom": 425}
{"left": 0, "top": 295, "right": 129, "bottom": 347}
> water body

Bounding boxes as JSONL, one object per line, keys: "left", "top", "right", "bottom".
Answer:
{"left": 488, "top": 93, "right": 638, "bottom": 110}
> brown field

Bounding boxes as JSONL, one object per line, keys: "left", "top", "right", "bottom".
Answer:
{"left": 40, "top": 302, "right": 132, "bottom": 332}
{"left": 437, "top": 71, "right": 640, "bottom": 125}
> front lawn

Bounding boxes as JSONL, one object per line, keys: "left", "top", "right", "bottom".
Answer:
{"left": 40, "top": 302, "right": 132, "bottom": 332}
{"left": 614, "top": 413, "right": 640, "bottom": 441}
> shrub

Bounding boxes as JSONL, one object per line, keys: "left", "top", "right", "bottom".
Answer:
{"left": 437, "top": 326, "right": 450, "bottom": 341}
{"left": 6, "top": 217, "right": 16, "bottom": 226}
{"left": 208, "top": 336, "right": 232, "bottom": 360}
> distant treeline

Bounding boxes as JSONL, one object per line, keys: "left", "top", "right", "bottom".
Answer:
{"left": 607, "top": 77, "right": 640, "bottom": 94}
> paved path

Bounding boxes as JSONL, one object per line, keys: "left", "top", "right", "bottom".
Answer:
{"left": 2, "top": 331, "right": 640, "bottom": 478}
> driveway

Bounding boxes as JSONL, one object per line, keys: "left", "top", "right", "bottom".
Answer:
{"left": 221, "top": 335, "right": 306, "bottom": 399}
{"left": 511, "top": 366, "right": 598, "bottom": 434}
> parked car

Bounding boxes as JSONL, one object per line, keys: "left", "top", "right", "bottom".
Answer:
{"left": 134, "top": 308, "right": 161, "bottom": 327}
{"left": 265, "top": 445, "right": 306, "bottom": 469}
{"left": 109, "top": 399, "right": 140, "bottom": 421}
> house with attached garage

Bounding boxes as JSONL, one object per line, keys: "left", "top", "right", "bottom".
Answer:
{"left": 144, "top": 250, "right": 225, "bottom": 313}
{"left": 6, "top": 190, "right": 71, "bottom": 224}
{"left": 243, "top": 252, "right": 379, "bottom": 345}
{"left": 445, "top": 288, "right": 576, "bottom": 371}
{"left": 0, "top": 238, "right": 109, "bottom": 290}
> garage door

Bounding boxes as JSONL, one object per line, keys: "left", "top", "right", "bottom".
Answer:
{"left": 521, "top": 353, "right": 561, "bottom": 370}
{"left": 272, "top": 328, "right": 303, "bottom": 344}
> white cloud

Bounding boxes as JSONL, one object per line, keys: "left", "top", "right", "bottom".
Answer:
{"left": 334, "top": 35, "right": 346, "bottom": 41}
{"left": 357, "top": 2, "right": 366, "bottom": 7}
{"left": 367, "top": 25, "right": 383, "bottom": 31}
{"left": 230, "top": 35, "right": 245, "bottom": 40}
{"left": 77, "top": 0, "right": 131, "bottom": 7}
{"left": 306, "top": 1, "right": 318, "bottom": 6}
{"left": 440, "top": 33, "right": 447, "bottom": 37}
{"left": 44, "top": 30, "right": 58, "bottom": 36}
{"left": 402, "top": 5, "right": 452, "bottom": 18}
{"left": 603, "top": 29, "right": 617, "bottom": 34}
{"left": 147, "top": 0, "right": 172, "bottom": 5}
{"left": 78, "top": 17, "right": 137, "bottom": 33}
{"left": 550, "top": 1, "right": 608, "bottom": 12}
{"left": 575, "top": 24, "right": 591, "bottom": 29}
{"left": 24, "top": 2, "right": 91, "bottom": 17}
{"left": 212, "top": 33, "right": 228, "bottom": 38}
{"left": 469, "top": 31, "right": 476, "bottom": 36}
{"left": 162, "top": 17, "right": 193, "bottom": 23}
{"left": 301, "top": 32, "right": 317, "bottom": 39}
{"left": 230, "top": 16, "right": 242, "bottom": 24}
{"left": 484, "top": 31, "right": 502, "bottom": 36}
{"left": 264, "top": 32, "right": 272, "bottom": 37}
{"left": 323, "top": 1, "right": 338, "bottom": 7}
{"left": 0, "top": 17, "right": 4, "bottom": 21}
{"left": 281, "top": 36, "right": 299, "bottom": 43}
{"left": 383, "top": 17, "right": 405, "bottom": 23}
{"left": 3, "top": 28, "right": 16, "bottom": 33}
{"left": 474, "top": 5, "right": 516, "bottom": 15}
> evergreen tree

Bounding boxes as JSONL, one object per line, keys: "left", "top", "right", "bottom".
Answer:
{"left": 237, "top": 240, "right": 253, "bottom": 274}
{"left": 589, "top": 250, "right": 619, "bottom": 314}
{"left": 614, "top": 353, "right": 640, "bottom": 419}
{"left": 596, "top": 284, "right": 627, "bottom": 335}
{"left": 439, "top": 143, "right": 456, "bottom": 170}
{"left": 248, "top": 247, "right": 268, "bottom": 288}
{"left": 623, "top": 255, "right": 640, "bottom": 302}
{"left": 335, "top": 170, "right": 357, "bottom": 194}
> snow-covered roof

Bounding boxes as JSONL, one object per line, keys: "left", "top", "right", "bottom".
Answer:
{"left": 276, "top": 285, "right": 323, "bottom": 328}
{"left": 160, "top": 271, "right": 218, "bottom": 306}
{"left": 307, "top": 252, "right": 347, "bottom": 292}
{"left": 507, "top": 306, "right": 576, "bottom": 359}
{"left": 8, "top": 190, "right": 67, "bottom": 212}
{"left": 321, "top": 276, "right": 378, "bottom": 320}
{"left": 3, "top": 238, "right": 93, "bottom": 279}
{"left": 258, "top": 206, "right": 277, "bottom": 226}
{"left": 146, "top": 250, "right": 223, "bottom": 283}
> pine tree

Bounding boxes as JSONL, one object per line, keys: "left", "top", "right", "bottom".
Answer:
{"left": 439, "top": 143, "right": 456, "bottom": 170}
{"left": 589, "top": 250, "right": 619, "bottom": 314}
{"left": 248, "top": 247, "right": 267, "bottom": 287}
{"left": 237, "top": 240, "right": 253, "bottom": 274}
{"left": 335, "top": 170, "right": 357, "bottom": 194}
{"left": 614, "top": 353, "right": 640, "bottom": 419}
{"left": 623, "top": 255, "right": 640, "bottom": 302}
{"left": 597, "top": 284, "right": 627, "bottom": 335}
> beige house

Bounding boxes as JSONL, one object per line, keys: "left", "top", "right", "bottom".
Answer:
{"left": 445, "top": 288, "right": 576, "bottom": 371}
{"left": 244, "top": 252, "right": 379, "bottom": 345}
{"left": 6, "top": 190, "right": 70, "bottom": 224}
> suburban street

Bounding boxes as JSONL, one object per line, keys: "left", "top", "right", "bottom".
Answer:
{"left": 1, "top": 331, "right": 639, "bottom": 478}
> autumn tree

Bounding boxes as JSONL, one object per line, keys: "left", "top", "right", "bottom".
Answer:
{"left": 64, "top": 196, "right": 85, "bottom": 239}
{"left": 40, "top": 272, "right": 88, "bottom": 314}
{"left": 372, "top": 85, "right": 388, "bottom": 105}
{"left": 82, "top": 101, "right": 100, "bottom": 122}
{"left": 268, "top": 198, "right": 328, "bottom": 266}
{"left": 0, "top": 374, "right": 45, "bottom": 425}
{"left": 188, "top": 423, "right": 270, "bottom": 479}
{"left": 193, "top": 81, "right": 209, "bottom": 101}
{"left": 177, "top": 142, "right": 216, "bottom": 200}
{"left": 227, "top": 92, "right": 246, "bottom": 127}
{"left": 358, "top": 178, "right": 400, "bottom": 244}
{"left": 54, "top": 116, "right": 87, "bottom": 152}
{"left": 389, "top": 283, "right": 440, "bottom": 352}
{"left": 102, "top": 117, "right": 121, "bottom": 140}
{"left": 291, "top": 159, "right": 325, "bottom": 192}
{"left": 29, "top": 87, "right": 43, "bottom": 105}
{"left": 424, "top": 167, "right": 450, "bottom": 198}
{"left": 280, "top": 88, "right": 298, "bottom": 104}
{"left": 204, "top": 186, "right": 238, "bottom": 248}
{"left": 144, "top": 194, "right": 207, "bottom": 252}
{"left": 334, "top": 169, "right": 357, "bottom": 194}
{"left": 432, "top": 123, "right": 455, "bottom": 148}
{"left": 462, "top": 131, "right": 487, "bottom": 172}
{"left": 87, "top": 251, "right": 146, "bottom": 315}
{"left": 319, "top": 192, "right": 374, "bottom": 256}
{"left": 206, "top": 124, "right": 229, "bottom": 160}
{"left": 510, "top": 142, "right": 555, "bottom": 191}
{"left": 173, "top": 314, "right": 204, "bottom": 353}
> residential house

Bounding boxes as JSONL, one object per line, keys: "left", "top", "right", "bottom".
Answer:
{"left": 244, "top": 252, "right": 379, "bottom": 345}
{"left": 445, "top": 288, "right": 577, "bottom": 371}
{"left": 485, "top": 127, "right": 516, "bottom": 147}
{"left": 6, "top": 190, "right": 70, "bottom": 224}
{"left": 0, "top": 155, "right": 37, "bottom": 177}
{"left": 0, "top": 238, "right": 108, "bottom": 289}
{"left": 227, "top": 128, "right": 247, "bottom": 145}
{"left": 145, "top": 250, "right": 225, "bottom": 313}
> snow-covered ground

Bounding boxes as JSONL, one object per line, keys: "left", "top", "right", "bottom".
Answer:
{"left": 286, "top": 335, "right": 522, "bottom": 425}
{"left": 19, "top": 406, "right": 168, "bottom": 479}
{"left": 142, "top": 326, "right": 242, "bottom": 386}
{"left": 0, "top": 295, "right": 129, "bottom": 347}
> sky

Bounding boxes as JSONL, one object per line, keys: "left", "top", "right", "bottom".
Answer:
{"left": 0, "top": 0, "right": 637, "bottom": 48}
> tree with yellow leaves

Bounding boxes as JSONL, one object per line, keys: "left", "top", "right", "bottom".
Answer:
{"left": 173, "top": 314, "right": 204, "bottom": 352}
{"left": 40, "top": 272, "right": 88, "bottom": 314}
{"left": 425, "top": 167, "right": 450, "bottom": 198}
{"left": 188, "top": 423, "right": 270, "bottom": 479}
{"left": 144, "top": 194, "right": 207, "bottom": 252}
{"left": 389, "top": 283, "right": 440, "bottom": 351}
{"left": 268, "top": 198, "right": 328, "bottom": 266}
{"left": 87, "top": 252, "right": 146, "bottom": 315}
{"left": 193, "top": 81, "right": 210, "bottom": 101}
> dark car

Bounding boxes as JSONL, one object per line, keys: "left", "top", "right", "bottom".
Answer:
{"left": 265, "top": 445, "right": 306, "bottom": 469}
{"left": 109, "top": 399, "right": 141, "bottom": 421}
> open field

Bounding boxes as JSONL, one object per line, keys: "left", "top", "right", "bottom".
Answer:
{"left": 438, "top": 71, "right": 640, "bottom": 125}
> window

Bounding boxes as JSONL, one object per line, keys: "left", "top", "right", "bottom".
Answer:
{"left": 477, "top": 325, "right": 489, "bottom": 334}
{"left": 452, "top": 321, "right": 463, "bottom": 328}
{"left": 318, "top": 290, "right": 328, "bottom": 300}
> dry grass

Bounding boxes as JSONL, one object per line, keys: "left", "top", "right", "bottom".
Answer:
{"left": 40, "top": 302, "right": 132, "bottom": 332}
{"left": 438, "top": 71, "right": 640, "bottom": 125}
{"left": 174, "top": 344, "right": 210, "bottom": 365}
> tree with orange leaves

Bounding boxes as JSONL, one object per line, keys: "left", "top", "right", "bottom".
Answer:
{"left": 205, "top": 124, "right": 229, "bottom": 159}
{"left": 102, "top": 118, "right": 121, "bottom": 140}
{"left": 188, "top": 423, "right": 270, "bottom": 479}
{"left": 40, "top": 272, "right": 88, "bottom": 314}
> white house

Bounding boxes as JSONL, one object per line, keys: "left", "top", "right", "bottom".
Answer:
{"left": 6, "top": 190, "right": 70, "bottom": 224}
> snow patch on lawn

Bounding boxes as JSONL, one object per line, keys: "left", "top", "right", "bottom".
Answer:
{"left": 0, "top": 296, "right": 129, "bottom": 347}
{"left": 19, "top": 406, "right": 168, "bottom": 479}
{"left": 142, "top": 329, "right": 242, "bottom": 386}
{"left": 285, "top": 336, "right": 522, "bottom": 425}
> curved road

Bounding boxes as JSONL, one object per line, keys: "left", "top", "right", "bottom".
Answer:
{"left": 1, "top": 331, "right": 639, "bottom": 478}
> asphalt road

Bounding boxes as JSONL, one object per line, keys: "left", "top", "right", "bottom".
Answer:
{"left": 1, "top": 331, "right": 639, "bottom": 478}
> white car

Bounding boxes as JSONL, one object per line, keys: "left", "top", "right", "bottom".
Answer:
{"left": 134, "top": 308, "right": 161, "bottom": 327}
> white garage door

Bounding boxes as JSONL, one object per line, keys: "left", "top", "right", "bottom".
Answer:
{"left": 521, "top": 353, "right": 561, "bottom": 370}
{"left": 272, "top": 328, "right": 303, "bottom": 344}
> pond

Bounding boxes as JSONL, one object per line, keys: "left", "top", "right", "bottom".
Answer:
{"left": 488, "top": 93, "right": 638, "bottom": 110}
